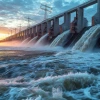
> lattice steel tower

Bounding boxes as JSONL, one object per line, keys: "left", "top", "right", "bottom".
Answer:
{"left": 40, "top": 4, "right": 52, "bottom": 20}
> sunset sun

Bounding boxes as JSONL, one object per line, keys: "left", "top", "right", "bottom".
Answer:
{"left": 0, "top": 33, "right": 9, "bottom": 40}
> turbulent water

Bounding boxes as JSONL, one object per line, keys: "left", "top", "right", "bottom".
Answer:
{"left": 27, "top": 36, "right": 38, "bottom": 46}
{"left": 0, "top": 25, "right": 100, "bottom": 100}
{"left": 20, "top": 38, "right": 31, "bottom": 46}
{"left": 72, "top": 25, "right": 100, "bottom": 52}
{"left": 50, "top": 30, "right": 70, "bottom": 47}
{"left": 35, "top": 34, "right": 48, "bottom": 46}
{"left": 0, "top": 48, "right": 100, "bottom": 100}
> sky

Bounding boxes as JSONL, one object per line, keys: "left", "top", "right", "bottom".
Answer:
{"left": 0, "top": 0, "right": 97, "bottom": 40}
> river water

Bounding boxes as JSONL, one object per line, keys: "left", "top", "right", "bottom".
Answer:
{"left": 0, "top": 46, "right": 100, "bottom": 100}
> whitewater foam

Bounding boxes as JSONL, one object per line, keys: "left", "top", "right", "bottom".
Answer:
{"left": 35, "top": 34, "right": 48, "bottom": 46}
{"left": 20, "top": 37, "right": 31, "bottom": 46}
{"left": 50, "top": 30, "right": 70, "bottom": 47}
{"left": 0, "top": 49, "right": 100, "bottom": 100}
{"left": 72, "top": 24, "right": 100, "bottom": 51}
{"left": 27, "top": 36, "right": 38, "bottom": 46}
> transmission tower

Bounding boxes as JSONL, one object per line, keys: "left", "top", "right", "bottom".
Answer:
{"left": 40, "top": 3, "right": 52, "bottom": 20}
{"left": 25, "top": 17, "right": 33, "bottom": 28}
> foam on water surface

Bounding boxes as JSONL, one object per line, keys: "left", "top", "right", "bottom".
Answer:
{"left": 0, "top": 49, "right": 100, "bottom": 100}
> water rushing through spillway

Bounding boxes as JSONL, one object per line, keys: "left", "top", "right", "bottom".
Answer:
{"left": 35, "top": 34, "right": 48, "bottom": 46}
{"left": 50, "top": 30, "right": 70, "bottom": 47}
{"left": 20, "top": 37, "right": 31, "bottom": 46}
{"left": 27, "top": 36, "right": 38, "bottom": 46}
{"left": 0, "top": 25, "right": 100, "bottom": 100}
{"left": 72, "top": 24, "right": 100, "bottom": 51}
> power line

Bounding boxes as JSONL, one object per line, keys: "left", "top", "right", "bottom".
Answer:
{"left": 40, "top": 3, "right": 52, "bottom": 20}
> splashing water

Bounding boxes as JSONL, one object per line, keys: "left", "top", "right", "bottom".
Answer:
{"left": 50, "top": 30, "right": 70, "bottom": 47}
{"left": 0, "top": 49, "right": 100, "bottom": 100}
{"left": 35, "top": 34, "right": 48, "bottom": 46}
{"left": 27, "top": 36, "right": 38, "bottom": 46}
{"left": 52, "top": 87, "right": 63, "bottom": 98}
{"left": 72, "top": 24, "right": 100, "bottom": 51}
{"left": 35, "top": 95, "right": 42, "bottom": 100}
{"left": 20, "top": 37, "right": 31, "bottom": 46}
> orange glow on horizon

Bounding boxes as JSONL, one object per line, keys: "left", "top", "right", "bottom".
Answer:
{"left": 0, "top": 27, "right": 9, "bottom": 33}
{"left": 0, "top": 26, "right": 9, "bottom": 40}
{"left": 0, "top": 33, "right": 9, "bottom": 40}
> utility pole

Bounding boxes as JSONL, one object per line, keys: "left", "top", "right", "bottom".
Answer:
{"left": 27, "top": 17, "right": 30, "bottom": 28}
{"left": 11, "top": 30, "right": 12, "bottom": 36}
{"left": 40, "top": 3, "right": 52, "bottom": 20}
{"left": 15, "top": 28, "right": 17, "bottom": 34}
{"left": 11, "top": 28, "right": 17, "bottom": 34}
{"left": 18, "top": 24, "right": 21, "bottom": 32}
{"left": 7, "top": 28, "right": 10, "bottom": 36}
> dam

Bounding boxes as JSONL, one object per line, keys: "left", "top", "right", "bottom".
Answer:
{"left": 0, "top": 0, "right": 100, "bottom": 49}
